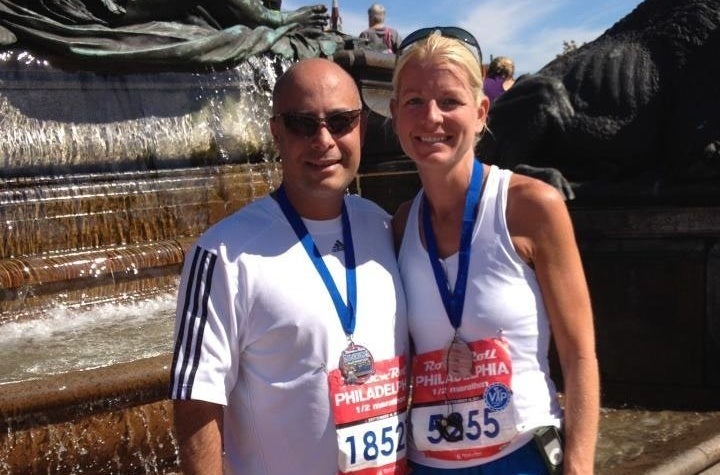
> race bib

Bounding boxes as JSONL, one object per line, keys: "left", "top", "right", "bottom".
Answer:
{"left": 330, "top": 356, "right": 409, "bottom": 474}
{"left": 411, "top": 338, "right": 518, "bottom": 461}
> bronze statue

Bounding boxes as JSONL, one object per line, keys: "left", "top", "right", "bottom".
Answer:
{"left": 0, "top": 0, "right": 339, "bottom": 68}
{"left": 477, "top": 0, "right": 720, "bottom": 201}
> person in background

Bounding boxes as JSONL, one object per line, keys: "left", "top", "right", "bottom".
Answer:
{"left": 360, "top": 3, "right": 401, "bottom": 53}
{"left": 169, "top": 57, "right": 409, "bottom": 475}
{"left": 483, "top": 56, "right": 516, "bottom": 103}
{"left": 390, "top": 27, "right": 599, "bottom": 474}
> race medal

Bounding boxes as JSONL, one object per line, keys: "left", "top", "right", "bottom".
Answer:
{"left": 339, "top": 343, "right": 375, "bottom": 385}
{"left": 445, "top": 335, "right": 474, "bottom": 379}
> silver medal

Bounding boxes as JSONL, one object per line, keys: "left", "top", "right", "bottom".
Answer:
{"left": 444, "top": 335, "right": 474, "bottom": 379}
{"left": 339, "top": 343, "right": 375, "bottom": 385}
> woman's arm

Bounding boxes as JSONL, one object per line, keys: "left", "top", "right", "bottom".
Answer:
{"left": 507, "top": 175, "right": 600, "bottom": 475}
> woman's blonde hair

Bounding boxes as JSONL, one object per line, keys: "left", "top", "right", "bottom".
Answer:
{"left": 392, "top": 31, "right": 485, "bottom": 104}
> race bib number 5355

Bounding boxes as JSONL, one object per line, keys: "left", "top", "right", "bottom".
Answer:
{"left": 411, "top": 338, "right": 517, "bottom": 461}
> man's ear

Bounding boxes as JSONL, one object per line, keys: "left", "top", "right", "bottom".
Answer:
{"left": 359, "top": 110, "right": 369, "bottom": 146}
{"left": 269, "top": 117, "right": 280, "bottom": 143}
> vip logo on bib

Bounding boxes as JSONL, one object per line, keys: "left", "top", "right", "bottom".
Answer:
{"left": 484, "top": 382, "right": 512, "bottom": 411}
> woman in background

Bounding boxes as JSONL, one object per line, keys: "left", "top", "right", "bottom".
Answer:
{"left": 483, "top": 56, "right": 516, "bottom": 103}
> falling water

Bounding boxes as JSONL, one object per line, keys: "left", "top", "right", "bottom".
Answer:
{"left": 0, "top": 48, "right": 286, "bottom": 473}
{"left": 0, "top": 294, "right": 176, "bottom": 385}
{"left": 0, "top": 52, "right": 283, "bottom": 174}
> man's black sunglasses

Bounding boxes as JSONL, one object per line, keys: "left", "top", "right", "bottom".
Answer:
{"left": 273, "top": 109, "right": 363, "bottom": 137}
{"left": 397, "top": 26, "right": 483, "bottom": 65}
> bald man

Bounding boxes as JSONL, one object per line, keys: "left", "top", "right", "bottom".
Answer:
{"left": 169, "top": 58, "right": 409, "bottom": 475}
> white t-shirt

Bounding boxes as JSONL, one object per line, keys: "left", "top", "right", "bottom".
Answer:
{"left": 398, "top": 165, "right": 562, "bottom": 469}
{"left": 170, "top": 193, "right": 409, "bottom": 475}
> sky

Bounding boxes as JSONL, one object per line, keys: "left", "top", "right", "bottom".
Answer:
{"left": 283, "top": 0, "right": 645, "bottom": 75}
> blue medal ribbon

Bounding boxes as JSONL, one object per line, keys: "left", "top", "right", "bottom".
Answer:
{"left": 422, "top": 160, "right": 483, "bottom": 330}
{"left": 275, "top": 186, "right": 357, "bottom": 336}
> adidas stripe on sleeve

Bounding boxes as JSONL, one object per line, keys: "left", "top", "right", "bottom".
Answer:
{"left": 169, "top": 246, "right": 217, "bottom": 400}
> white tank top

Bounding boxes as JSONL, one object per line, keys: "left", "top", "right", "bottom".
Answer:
{"left": 399, "top": 164, "right": 562, "bottom": 468}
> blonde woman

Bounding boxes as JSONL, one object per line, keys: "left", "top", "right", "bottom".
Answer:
{"left": 390, "top": 27, "right": 599, "bottom": 475}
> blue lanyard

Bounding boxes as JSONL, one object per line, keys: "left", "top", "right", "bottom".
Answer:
{"left": 275, "top": 186, "right": 357, "bottom": 336}
{"left": 422, "top": 160, "right": 483, "bottom": 330}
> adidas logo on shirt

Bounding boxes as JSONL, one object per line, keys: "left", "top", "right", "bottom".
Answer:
{"left": 331, "top": 240, "right": 344, "bottom": 252}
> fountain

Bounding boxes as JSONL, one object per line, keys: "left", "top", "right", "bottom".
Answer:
{"left": 0, "top": 0, "right": 350, "bottom": 470}
{"left": 0, "top": 0, "right": 409, "bottom": 470}
{"left": 0, "top": 46, "right": 289, "bottom": 472}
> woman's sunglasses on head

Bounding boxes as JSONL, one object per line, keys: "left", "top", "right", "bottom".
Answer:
{"left": 398, "top": 26, "right": 483, "bottom": 65}
{"left": 273, "top": 109, "right": 363, "bottom": 137}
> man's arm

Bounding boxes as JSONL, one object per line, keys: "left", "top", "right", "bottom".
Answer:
{"left": 174, "top": 400, "right": 224, "bottom": 475}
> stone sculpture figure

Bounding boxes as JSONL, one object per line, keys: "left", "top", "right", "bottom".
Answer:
{"left": 0, "top": 0, "right": 337, "bottom": 68}
{"left": 477, "top": 0, "right": 720, "bottom": 200}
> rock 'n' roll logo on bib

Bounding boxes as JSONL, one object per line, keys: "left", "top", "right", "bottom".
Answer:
{"left": 330, "top": 356, "right": 409, "bottom": 474}
{"left": 411, "top": 338, "right": 518, "bottom": 461}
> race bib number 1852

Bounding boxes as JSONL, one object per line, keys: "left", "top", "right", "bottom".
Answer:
{"left": 330, "top": 356, "right": 408, "bottom": 474}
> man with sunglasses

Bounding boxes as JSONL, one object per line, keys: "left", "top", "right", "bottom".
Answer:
{"left": 170, "top": 58, "right": 409, "bottom": 475}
